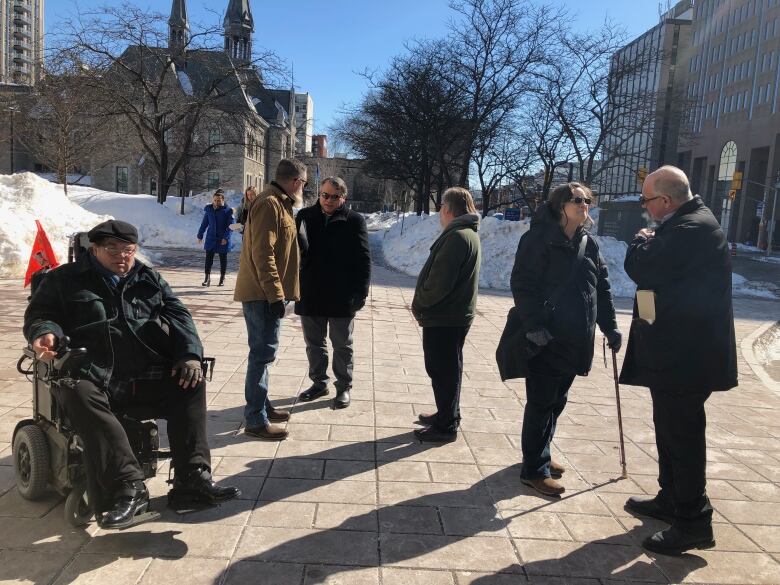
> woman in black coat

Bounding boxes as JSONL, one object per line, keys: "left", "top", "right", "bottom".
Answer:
{"left": 503, "top": 182, "right": 621, "bottom": 497}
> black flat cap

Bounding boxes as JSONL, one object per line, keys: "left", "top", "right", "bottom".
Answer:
{"left": 87, "top": 219, "right": 139, "bottom": 244}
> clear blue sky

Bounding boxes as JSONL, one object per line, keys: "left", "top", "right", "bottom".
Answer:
{"left": 45, "top": 0, "right": 662, "bottom": 136}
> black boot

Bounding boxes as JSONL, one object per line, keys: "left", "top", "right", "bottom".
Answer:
{"left": 168, "top": 466, "right": 241, "bottom": 506}
{"left": 218, "top": 273, "right": 225, "bottom": 286}
{"left": 202, "top": 274, "right": 210, "bottom": 287}
{"left": 334, "top": 389, "right": 350, "bottom": 408}
{"left": 625, "top": 495, "right": 675, "bottom": 524}
{"left": 642, "top": 524, "right": 715, "bottom": 556}
{"left": 299, "top": 385, "right": 329, "bottom": 402}
{"left": 99, "top": 480, "right": 150, "bottom": 529}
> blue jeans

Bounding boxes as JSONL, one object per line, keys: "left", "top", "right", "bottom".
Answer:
{"left": 242, "top": 300, "right": 281, "bottom": 428}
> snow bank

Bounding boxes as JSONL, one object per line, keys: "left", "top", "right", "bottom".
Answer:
{"left": 378, "top": 212, "right": 776, "bottom": 299}
{"left": 68, "top": 184, "right": 241, "bottom": 249}
{"left": 379, "top": 212, "right": 637, "bottom": 297}
{"left": 731, "top": 273, "right": 779, "bottom": 299}
{"left": 364, "top": 211, "right": 403, "bottom": 231}
{"left": 0, "top": 172, "right": 111, "bottom": 278}
{"left": 0, "top": 172, "right": 243, "bottom": 279}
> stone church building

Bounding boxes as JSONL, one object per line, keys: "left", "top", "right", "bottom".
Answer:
{"left": 91, "top": 0, "right": 295, "bottom": 197}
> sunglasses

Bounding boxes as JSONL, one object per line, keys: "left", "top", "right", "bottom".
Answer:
{"left": 320, "top": 192, "right": 343, "bottom": 201}
{"left": 570, "top": 196, "right": 592, "bottom": 205}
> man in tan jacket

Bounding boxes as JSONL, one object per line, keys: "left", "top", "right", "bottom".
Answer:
{"left": 235, "top": 159, "right": 306, "bottom": 439}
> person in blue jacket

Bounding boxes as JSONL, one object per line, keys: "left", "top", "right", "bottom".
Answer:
{"left": 197, "top": 189, "right": 234, "bottom": 287}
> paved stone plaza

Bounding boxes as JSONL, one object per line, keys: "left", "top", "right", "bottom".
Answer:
{"left": 0, "top": 251, "right": 779, "bottom": 585}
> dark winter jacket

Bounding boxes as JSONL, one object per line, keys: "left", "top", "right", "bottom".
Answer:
{"left": 412, "top": 213, "right": 481, "bottom": 328}
{"left": 23, "top": 254, "right": 203, "bottom": 388}
{"left": 498, "top": 205, "right": 618, "bottom": 379}
{"left": 619, "top": 196, "right": 737, "bottom": 392}
{"left": 197, "top": 204, "right": 234, "bottom": 253}
{"left": 294, "top": 201, "right": 371, "bottom": 317}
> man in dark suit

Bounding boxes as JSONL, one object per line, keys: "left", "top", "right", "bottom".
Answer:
{"left": 295, "top": 176, "right": 371, "bottom": 409}
{"left": 620, "top": 165, "right": 738, "bottom": 555}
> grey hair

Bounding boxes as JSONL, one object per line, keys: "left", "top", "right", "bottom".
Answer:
{"left": 653, "top": 165, "right": 693, "bottom": 204}
{"left": 321, "top": 176, "right": 348, "bottom": 198}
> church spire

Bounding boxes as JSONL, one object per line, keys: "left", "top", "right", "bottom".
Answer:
{"left": 223, "top": 0, "right": 254, "bottom": 62}
{"left": 168, "top": 0, "right": 189, "bottom": 52}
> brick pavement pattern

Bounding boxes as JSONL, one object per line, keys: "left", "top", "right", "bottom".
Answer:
{"left": 0, "top": 250, "right": 779, "bottom": 585}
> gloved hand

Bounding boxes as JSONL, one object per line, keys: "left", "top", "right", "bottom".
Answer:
{"left": 350, "top": 297, "right": 366, "bottom": 312}
{"left": 605, "top": 329, "right": 623, "bottom": 352}
{"left": 269, "top": 300, "right": 286, "bottom": 319}
{"left": 172, "top": 357, "right": 203, "bottom": 389}
{"left": 525, "top": 328, "right": 553, "bottom": 347}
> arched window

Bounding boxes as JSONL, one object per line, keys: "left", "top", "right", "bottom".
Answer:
{"left": 718, "top": 141, "right": 738, "bottom": 181}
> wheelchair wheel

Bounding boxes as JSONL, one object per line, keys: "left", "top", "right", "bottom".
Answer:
{"left": 64, "top": 482, "right": 93, "bottom": 527}
{"left": 13, "top": 425, "right": 50, "bottom": 500}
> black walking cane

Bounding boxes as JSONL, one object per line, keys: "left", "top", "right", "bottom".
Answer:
{"left": 604, "top": 338, "right": 628, "bottom": 479}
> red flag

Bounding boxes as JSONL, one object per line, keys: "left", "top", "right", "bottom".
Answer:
{"left": 24, "top": 220, "right": 60, "bottom": 288}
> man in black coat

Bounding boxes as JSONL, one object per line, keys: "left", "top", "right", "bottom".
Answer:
{"left": 295, "top": 177, "right": 371, "bottom": 408}
{"left": 24, "top": 220, "right": 239, "bottom": 529}
{"left": 620, "top": 166, "right": 737, "bottom": 555}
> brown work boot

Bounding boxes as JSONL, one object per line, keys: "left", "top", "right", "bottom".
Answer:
{"left": 267, "top": 407, "right": 291, "bottom": 422}
{"left": 521, "top": 476, "right": 565, "bottom": 496}
{"left": 550, "top": 460, "right": 566, "bottom": 479}
{"left": 244, "top": 423, "right": 288, "bottom": 440}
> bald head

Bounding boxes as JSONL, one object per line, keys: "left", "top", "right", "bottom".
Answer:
{"left": 646, "top": 165, "right": 693, "bottom": 205}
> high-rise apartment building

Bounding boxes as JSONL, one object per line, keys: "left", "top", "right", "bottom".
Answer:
{"left": 677, "top": 0, "right": 780, "bottom": 247}
{"left": 294, "top": 92, "right": 314, "bottom": 155}
{"left": 601, "top": 0, "right": 694, "bottom": 199}
{"left": 0, "top": 0, "right": 44, "bottom": 85}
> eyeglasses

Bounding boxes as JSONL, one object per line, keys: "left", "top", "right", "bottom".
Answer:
{"left": 639, "top": 195, "right": 664, "bottom": 206}
{"left": 102, "top": 246, "right": 137, "bottom": 258}
{"left": 296, "top": 177, "right": 308, "bottom": 187}
{"left": 320, "top": 192, "right": 343, "bottom": 201}
{"left": 570, "top": 196, "right": 592, "bottom": 205}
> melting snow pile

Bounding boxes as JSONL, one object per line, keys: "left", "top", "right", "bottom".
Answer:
{"left": 369, "top": 211, "right": 774, "bottom": 299}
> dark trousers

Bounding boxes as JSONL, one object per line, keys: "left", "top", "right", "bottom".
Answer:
{"left": 422, "top": 326, "right": 469, "bottom": 433}
{"left": 300, "top": 315, "right": 355, "bottom": 392}
{"left": 520, "top": 354, "right": 575, "bottom": 479}
{"left": 650, "top": 387, "right": 713, "bottom": 528}
{"left": 205, "top": 251, "right": 227, "bottom": 277}
{"left": 57, "top": 377, "right": 211, "bottom": 499}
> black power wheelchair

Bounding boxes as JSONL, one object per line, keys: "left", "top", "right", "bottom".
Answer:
{"left": 12, "top": 232, "right": 214, "bottom": 527}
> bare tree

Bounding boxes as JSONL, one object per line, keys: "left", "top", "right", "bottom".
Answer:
{"left": 11, "top": 61, "right": 111, "bottom": 195}
{"left": 55, "top": 5, "right": 284, "bottom": 202}
{"left": 444, "top": 0, "right": 555, "bottom": 185}
{"left": 336, "top": 46, "right": 466, "bottom": 215}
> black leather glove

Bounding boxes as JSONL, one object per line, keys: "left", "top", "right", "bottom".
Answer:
{"left": 269, "top": 300, "right": 286, "bottom": 319}
{"left": 172, "top": 357, "right": 203, "bottom": 389}
{"left": 525, "top": 328, "right": 553, "bottom": 347}
{"left": 350, "top": 297, "right": 366, "bottom": 312}
{"left": 605, "top": 329, "right": 623, "bottom": 352}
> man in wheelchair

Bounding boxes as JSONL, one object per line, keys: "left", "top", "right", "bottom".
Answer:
{"left": 23, "top": 219, "right": 240, "bottom": 529}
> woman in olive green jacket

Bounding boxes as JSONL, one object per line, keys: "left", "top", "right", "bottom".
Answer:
{"left": 412, "top": 187, "right": 481, "bottom": 442}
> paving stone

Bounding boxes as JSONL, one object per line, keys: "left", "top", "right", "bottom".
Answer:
{"left": 380, "top": 533, "right": 520, "bottom": 571}
{"left": 1, "top": 252, "right": 778, "bottom": 585}
{"left": 235, "top": 526, "right": 379, "bottom": 566}
{"left": 51, "top": 553, "right": 152, "bottom": 585}
{"left": 259, "top": 477, "right": 377, "bottom": 505}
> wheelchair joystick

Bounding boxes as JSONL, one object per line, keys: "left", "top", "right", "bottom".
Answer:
{"left": 52, "top": 336, "right": 88, "bottom": 377}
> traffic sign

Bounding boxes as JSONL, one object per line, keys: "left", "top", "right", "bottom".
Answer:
{"left": 504, "top": 208, "right": 521, "bottom": 221}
